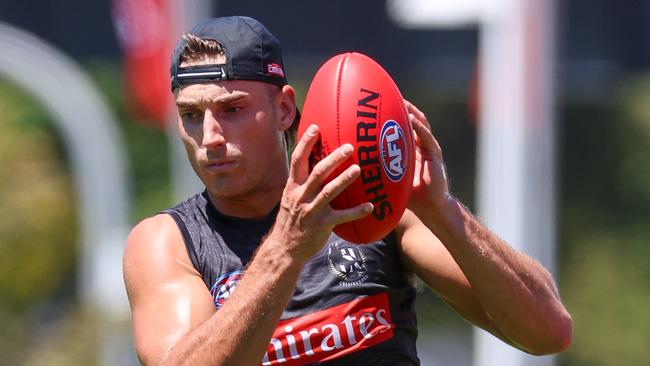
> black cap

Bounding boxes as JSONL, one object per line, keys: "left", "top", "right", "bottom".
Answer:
{"left": 170, "top": 16, "right": 288, "bottom": 91}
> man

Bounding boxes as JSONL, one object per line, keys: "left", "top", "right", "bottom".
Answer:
{"left": 123, "top": 16, "right": 572, "bottom": 366}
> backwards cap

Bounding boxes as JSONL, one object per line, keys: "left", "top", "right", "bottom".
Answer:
{"left": 170, "top": 16, "right": 288, "bottom": 91}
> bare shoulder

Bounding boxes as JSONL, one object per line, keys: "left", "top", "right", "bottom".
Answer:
{"left": 123, "top": 213, "right": 198, "bottom": 301}
{"left": 125, "top": 213, "right": 183, "bottom": 254}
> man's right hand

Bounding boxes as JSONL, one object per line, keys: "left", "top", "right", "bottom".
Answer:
{"left": 268, "top": 124, "right": 373, "bottom": 263}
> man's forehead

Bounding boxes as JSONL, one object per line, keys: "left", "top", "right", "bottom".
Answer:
{"left": 176, "top": 86, "right": 251, "bottom": 105}
{"left": 177, "top": 78, "right": 277, "bottom": 98}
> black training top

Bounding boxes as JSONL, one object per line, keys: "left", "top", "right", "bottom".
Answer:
{"left": 164, "top": 191, "right": 420, "bottom": 365}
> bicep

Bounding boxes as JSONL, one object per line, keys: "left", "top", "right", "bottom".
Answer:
{"left": 124, "top": 215, "right": 216, "bottom": 365}
{"left": 396, "top": 210, "right": 504, "bottom": 336}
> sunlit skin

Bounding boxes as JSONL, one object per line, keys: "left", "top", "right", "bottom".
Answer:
{"left": 175, "top": 80, "right": 295, "bottom": 218}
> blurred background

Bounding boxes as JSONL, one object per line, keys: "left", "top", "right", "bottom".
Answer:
{"left": 1, "top": 0, "right": 649, "bottom": 365}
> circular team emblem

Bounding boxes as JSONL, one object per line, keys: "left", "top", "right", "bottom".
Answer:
{"left": 210, "top": 271, "right": 244, "bottom": 308}
{"left": 379, "top": 120, "right": 408, "bottom": 182}
{"left": 327, "top": 240, "right": 368, "bottom": 286}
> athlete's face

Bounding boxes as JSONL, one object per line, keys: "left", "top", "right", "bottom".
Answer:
{"left": 175, "top": 79, "right": 293, "bottom": 200}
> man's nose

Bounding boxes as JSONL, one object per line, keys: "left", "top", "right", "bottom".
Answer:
{"left": 202, "top": 110, "right": 226, "bottom": 148}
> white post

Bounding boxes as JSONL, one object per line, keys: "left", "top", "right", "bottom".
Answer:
{"left": 475, "top": 1, "right": 557, "bottom": 366}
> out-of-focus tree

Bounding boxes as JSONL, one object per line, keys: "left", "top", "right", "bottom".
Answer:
{"left": 0, "top": 82, "right": 78, "bottom": 311}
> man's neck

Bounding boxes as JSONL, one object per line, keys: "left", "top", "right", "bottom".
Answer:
{"left": 206, "top": 184, "right": 284, "bottom": 220}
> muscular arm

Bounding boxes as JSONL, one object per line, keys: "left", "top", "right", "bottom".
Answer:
{"left": 124, "top": 125, "right": 371, "bottom": 365}
{"left": 397, "top": 207, "right": 572, "bottom": 355}
{"left": 124, "top": 214, "right": 303, "bottom": 366}
{"left": 398, "top": 101, "right": 572, "bottom": 355}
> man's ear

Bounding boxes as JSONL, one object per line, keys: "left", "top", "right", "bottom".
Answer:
{"left": 275, "top": 85, "right": 297, "bottom": 132}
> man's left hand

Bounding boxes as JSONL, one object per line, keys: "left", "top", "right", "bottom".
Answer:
{"left": 404, "top": 100, "right": 451, "bottom": 216}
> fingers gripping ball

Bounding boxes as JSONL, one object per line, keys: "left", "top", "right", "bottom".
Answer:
{"left": 297, "top": 52, "right": 414, "bottom": 243}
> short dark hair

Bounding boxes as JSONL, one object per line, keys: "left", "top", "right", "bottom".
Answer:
{"left": 178, "top": 32, "right": 225, "bottom": 65}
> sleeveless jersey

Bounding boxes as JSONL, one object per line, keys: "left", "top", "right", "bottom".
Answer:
{"left": 164, "top": 191, "right": 420, "bottom": 365}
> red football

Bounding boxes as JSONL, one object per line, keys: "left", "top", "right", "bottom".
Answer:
{"left": 297, "top": 52, "right": 414, "bottom": 244}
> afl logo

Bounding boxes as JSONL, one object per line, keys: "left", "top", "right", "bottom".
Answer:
{"left": 327, "top": 240, "right": 369, "bottom": 286}
{"left": 210, "top": 271, "right": 244, "bottom": 309}
{"left": 379, "top": 120, "right": 408, "bottom": 182}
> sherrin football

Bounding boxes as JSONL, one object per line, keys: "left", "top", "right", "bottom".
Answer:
{"left": 297, "top": 52, "right": 414, "bottom": 244}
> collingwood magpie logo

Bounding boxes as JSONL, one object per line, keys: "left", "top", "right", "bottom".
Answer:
{"left": 327, "top": 240, "right": 369, "bottom": 286}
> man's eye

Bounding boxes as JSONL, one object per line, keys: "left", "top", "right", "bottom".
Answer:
{"left": 225, "top": 106, "right": 243, "bottom": 113}
{"left": 181, "top": 110, "right": 202, "bottom": 120}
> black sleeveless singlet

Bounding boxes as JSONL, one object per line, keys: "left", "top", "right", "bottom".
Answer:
{"left": 164, "top": 191, "right": 420, "bottom": 365}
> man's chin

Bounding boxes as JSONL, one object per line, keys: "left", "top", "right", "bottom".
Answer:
{"left": 204, "top": 179, "right": 247, "bottom": 199}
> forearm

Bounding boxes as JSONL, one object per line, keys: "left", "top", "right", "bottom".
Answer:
{"left": 159, "top": 239, "right": 302, "bottom": 366}
{"left": 418, "top": 196, "right": 572, "bottom": 354}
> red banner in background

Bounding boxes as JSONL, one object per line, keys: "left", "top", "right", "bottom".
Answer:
{"left": 112, "top": 0, "right": 177, "bottom": 128}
